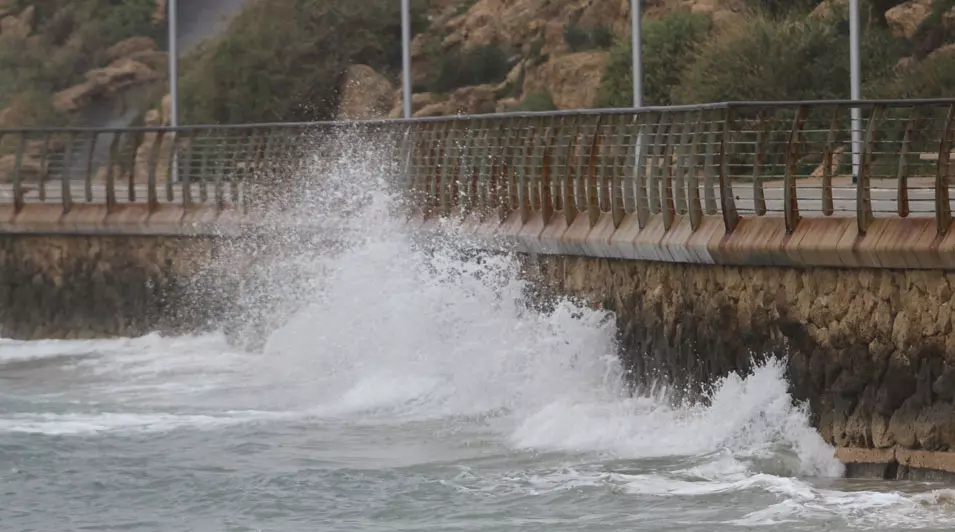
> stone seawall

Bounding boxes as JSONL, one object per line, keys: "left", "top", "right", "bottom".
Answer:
{"left": 519, "top": 253, "right": 955, "bottom": 479}
{"left": 0, "top": 235, "right": 229, "bottom": 339}
{"left": 0, "top": 232, "right": 317, "bottom": 344}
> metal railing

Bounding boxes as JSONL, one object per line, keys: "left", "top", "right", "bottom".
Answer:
{"left": 2, "top": 98, "right": 955, "bottom": 236}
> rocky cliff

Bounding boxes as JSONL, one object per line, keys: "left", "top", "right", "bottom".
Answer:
{"left": 3, "top": 0, "right": 955, "bottom": 128}
{"left": 339, "top": 0, "right": 955, "bottom": 119}
{"left": 0, "top": 0, "right": 168, "bottom": 130}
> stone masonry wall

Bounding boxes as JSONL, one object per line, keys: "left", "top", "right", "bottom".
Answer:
{"left": 0, "top": 235, "right": 233, "bottom": 339}
{"left": 521, "top": 254, "right": 955, "bottom": 458}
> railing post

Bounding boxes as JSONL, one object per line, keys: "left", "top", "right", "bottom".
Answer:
{"left": 936, "top": 104, "right": 955, "bottom": 236}
{"left": 610, "top": 114, "right": 626, "bottom": 228}
{"left": 541, "top": 116, "right": 556, "bottom": 224}
{"left": 62, "top": 133, "right": 75, "bottom": 214}
{"left": 752, "top": 111, "right": 767, "bottom": 216}
{"left": 649, "top": 112, "right": 669, "bottom": 215}
{"left": 146, "top": 130, "right": 164, "bottom": 213}
{"left": 105, "top": 133, "right": 121, "bottom": 212}
{"left": 587, "top": 115, "right": 606, "bottom": 227}
{"left": 896, "top": 106, "right": 919, "bottom": 219}
{"left": 821, "top": 106, "right": 841, "bottom": 217}
{"left": 675, "top": 110, "right": 693, "bottom": 215}
{"left": 857, "top": 104, "right": 882, "bottom": 235}
{"left": 719, "top": 107, "right": 740, "bottom": 233}
{"left": 702, "top": 110, "right": 719, "bottom": 215}
{"left": 84, "top": 132, "right": 97, "bottom": 203}
{"left": 634, "top": 114, "right": 653, "bottom": 228}
{"left": 562, "top": 116, "right": 580, "bottom": 226}
{"left": 687, "top": 110, "right": 705, "bottom": 230}
{"left": 182, "top": 129, "right": 197, "bottom": 209}
{"left": 785, "top": 105, "right": 808, "bottom": 234}
{"left": 38, "top": 134, "right": 49, "bottom": 202}
{"left": 11, "top": 134, "right": 26, "bottom": 214}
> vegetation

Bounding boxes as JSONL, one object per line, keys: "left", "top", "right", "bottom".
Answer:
{"left": 597, "top": 11, "right": 712, "bottom": 107}
{"left": 426, "top": 43, "right": 513, "bottom": 94}
{"left": 563, "top": 23, "right": 613, "bottom": 52}
{"left": 515, "top": 91, "right": 557, "bottom": 112}
{"left": 0, "top": 0, "right": 163, "bottom": 127}
{"left": 671, "top": 12, "right": 907, "bottom": 103}
{"left": 180, "top": 0, "right": 432, "bottom": 124}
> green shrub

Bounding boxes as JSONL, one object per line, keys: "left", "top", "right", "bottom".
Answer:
{"left": 96, "top": 0, "right": 159, "bottom": 44}
{"left": 427, "top": 44, "right": 511, "bottom": 93}
{"left": 181, "top": 0, "right": 428, "bottom": 124}
{"left": 597, "top": 11, "right": 712, "bottom": 108}
{"left": 876, "top": 51, "right": 955, "bottom": 99}
{"left": 743, "top": 0, "right": 822, "bottom": 17}
{"left": 672, "top": 12, "right": 906, "bottom": 104}
{"left": 515, "top": 91, "right": 556, "bottom": 112}
{"left": 563, "top": 23, "right": 613, "bottom": 52}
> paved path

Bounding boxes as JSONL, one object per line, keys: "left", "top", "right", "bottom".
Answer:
{"left": 0, "top": 176, "right": 948, "bottom": 219}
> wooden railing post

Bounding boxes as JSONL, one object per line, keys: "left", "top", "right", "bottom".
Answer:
{"left": 857, "top": 105, "right": 882, "bottom": 235}
{"left": 719, "top": 107, "right": 740, "bottom": 233}
{"left": 936, "top": 104, "right": 955, "bottom": 236}
{"left": 784, "top": 105, "right": 808, "bottom": 234}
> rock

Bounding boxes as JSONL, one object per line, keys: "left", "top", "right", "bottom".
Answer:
{"left": 415, "top": 101, "right": 454, "bottom": 117}
{"left": 886, "top": 0, "right": 934, "bottom": 39}
{"left": 0, "top": 153, "right": 44, "bottom": 183}
{"left": 144, "top": 109, "right": 162, "bottom": 127}
{"left": 386, "top": 92, "right": 441, "bottom": 118}
{"left": 133, "top": 132, "right": 176, "bottom": 185}
{"left": 54, "top": 59, "right": 159, "bottom": 112}
{"left": 810, "top": 0, "right": 847, "bottom": 20}
{"left": 53, "top": 82, "right": 97, "bottom": 112}
{"left": 337, "top": 65, "right": 396, "bottom": 120}
{"left": 523, "top": 51, "right": 608, "bottom": 110}
{"left": 153, "top": 0, "right": 167, "bottom": 25}
{"left": 810, "top": 146, "right": 846, "bottom": 178}
{"left": 0, "top": 5, "right": 33, "bottom": 40}
{"left": 161, "top": 94, "right": 172, "bottom": 126}
{"left": 928, "top": 42, "right": 955, "bottom": 59}
{"left": 105, "top": 36, "right": 158, "bottom": 63}
{"left": 496, "top": 97, "right": 521, "bottom": 113}
{"left": 127, "top": 50, "right": 168, "bottom": 71}
{"left": 410, "top": 84, "right": 497, "bottom": 117}
{"left": 86, "top": 58, "right": 158, "bottom": 91}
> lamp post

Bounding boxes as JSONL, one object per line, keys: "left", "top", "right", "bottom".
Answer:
{"left": 401, "top": 0, "right": 412, "bottom": 119}
{"left": 850, "top": 0, "right": 861, "bottom": 183}
{"left": 168, "top": 0, "right": 179, "bottom": 181}
{"left": 168, "top": 0, "right": 178, "bottom": 128}
{"left": 630, "top": 0, "right": 642, "bottom": 108}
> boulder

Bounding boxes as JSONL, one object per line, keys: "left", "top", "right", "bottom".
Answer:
{"left": 886, "top": 0, "right": 934, "bottom": 39}
{"left": 105, "top": 36, "right": 158, "bottom": 63}
{"left": 410, "top": 85, "right": 497, "bottom": 117}
{"left": 0, "top": 5, "right": 33, "bottom": 40}
{"left": 522, "top": 51, "right": 608, "bottom": 110}
{"left": 54, "top": 59, "right": 159, "bottom": 112}
{"left": 153, "top": 0, "right": 167, "bottom": 25}
{"left": 127, "top": 50, "right": 168, "bottom": 71}
{"left": 386, "top": 91, "right": 441, "bottom": 118}
{"left": 337, "top": 64, "right": 396, "bottom": 120}
{"left": 0, "top": 153, "right": 44, "bottom": 183}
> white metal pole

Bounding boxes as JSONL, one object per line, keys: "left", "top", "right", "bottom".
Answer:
{"left": 169, "top": 0, "right": 178, "bottom": 127}
{"left": 401, "top": 0, "right": 412, "bottom": 119}
{"left": 630, "top": 0, "right": 642, "bottom": 108}
{"left": 168, "top": 0, "right": 179, "bottom": 181}
{"left": 850, "top": 0, "right": 861, "bottom": 184}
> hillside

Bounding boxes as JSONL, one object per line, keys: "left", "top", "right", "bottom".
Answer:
{"left": 1, "top": 0, "right": 954, "bottom": 131}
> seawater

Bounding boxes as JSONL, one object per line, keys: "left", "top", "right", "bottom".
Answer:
{"left": 3, "top": 139, "right": 955, "bottom": 531}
